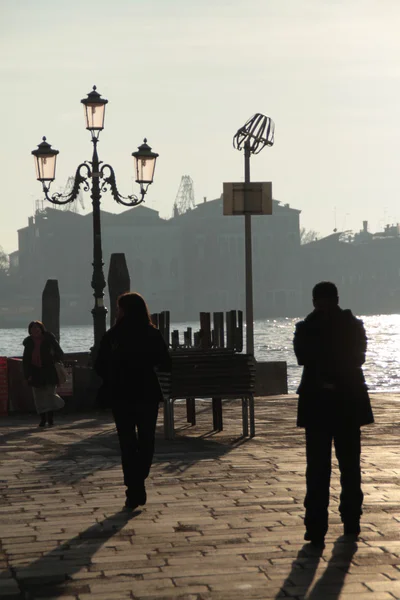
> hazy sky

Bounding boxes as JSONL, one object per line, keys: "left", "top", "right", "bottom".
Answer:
{"left": 0, "top": 0, "right": 399, "bottom": 252}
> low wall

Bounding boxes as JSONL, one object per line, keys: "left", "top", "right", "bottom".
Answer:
{"left": 255, "top": 361, "right": 288, "bottom": 396}
{"left": 4, "top": 358, "right": 289, "bottom": 415}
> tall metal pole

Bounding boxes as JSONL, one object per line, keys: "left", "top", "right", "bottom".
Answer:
{"left": 90, "top": 138, "right": 107, "bottom": 355}
{"left": 244, "top": 140, "right": 254, "bottom": 356}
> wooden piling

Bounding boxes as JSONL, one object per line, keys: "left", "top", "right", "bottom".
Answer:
{"left": 42, "top": 279, "right": 60, "bottom": 342}
{"left": 199, "top": 312, "right": 212, "bottom": 349}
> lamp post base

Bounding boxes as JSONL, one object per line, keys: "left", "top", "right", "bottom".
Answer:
{"left": 90, "top": 304, "right": 108, "bottom": 363}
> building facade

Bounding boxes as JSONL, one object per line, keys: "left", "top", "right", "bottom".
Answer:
{"left": 8, "top": 197, "right": 302, "bottom": 325}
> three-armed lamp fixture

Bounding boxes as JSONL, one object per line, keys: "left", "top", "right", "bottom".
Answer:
{"left": 31, "top": 85, "right": 159, "bottom": 354}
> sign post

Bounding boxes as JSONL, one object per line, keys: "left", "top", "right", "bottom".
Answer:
{"left": 223, "top": 179, "right": 272, "bottom": 355}
{"left": 225, "top": 112, "right": 275, "bottom": 356}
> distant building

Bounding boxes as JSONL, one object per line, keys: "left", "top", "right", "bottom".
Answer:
{"left": 11, "top": 206, "right": 184, "bottom": 324}
{"left": 172, "top": 197, "right": 302, "bottom": 317}
{"left": 9, "top": 197, "right": 303, "bottom": 324}
{"left": 10, "top": 199, "right": 400, "bottom": 325}
{"left": 299, "top": 223, "right": 400, "bottom": 315}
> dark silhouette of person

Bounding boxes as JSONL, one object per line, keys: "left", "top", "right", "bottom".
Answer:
{"left": 23, "top": 320, "right": 65, "bottom": 427}
{"left": 293, "top": 281, "right": 373, "bottom": 547}
{"left": 94, "top": 292, "right": 171, "bottom": 510}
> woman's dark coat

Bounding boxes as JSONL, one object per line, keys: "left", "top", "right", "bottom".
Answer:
{"left": 23, "top": 332, "right": 64, "bottom": 387}
{"left": 293, "top": 307, "right": 374, "bottom": 428}
{"left": 94, "top": 319, "right": 172, "bottom": 407}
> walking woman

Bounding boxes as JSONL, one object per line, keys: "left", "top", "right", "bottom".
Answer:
{"left": 23, "top": 321, "right": 65, "bottom": 427}
{"left": 94, "top": 292, "right": 171, "bottom": 510}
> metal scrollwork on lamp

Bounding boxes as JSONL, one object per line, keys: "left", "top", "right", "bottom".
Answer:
{"left": 31, "top": 86, "right": 159, "bottom": 355}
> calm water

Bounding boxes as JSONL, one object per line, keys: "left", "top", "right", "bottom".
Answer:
{"left": 5, "top": 315, "right": 400, "bottom": 393}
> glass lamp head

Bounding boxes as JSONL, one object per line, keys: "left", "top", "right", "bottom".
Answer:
{"left": 132, "top": 139, "right": 159, "bottom": 187}
{"left": 81, "top": 85, "right": 108, "bottom": 133}
{"left": 31, "top": 137, "right": 59, "bottom": 182}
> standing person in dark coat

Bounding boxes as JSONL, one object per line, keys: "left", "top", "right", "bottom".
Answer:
{"left": 94, "top": 292, "right": 172, "bottom": 510}
{"left": 293, "top": 281, "right": 373, "bottom": 547}
{"left": 23, "top": 321, "right": 65, "bottom": 427}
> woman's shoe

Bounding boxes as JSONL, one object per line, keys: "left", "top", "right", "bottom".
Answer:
{"left": 344, "top": 522, "right": 360, "bottom": 537}
{"left": 47, "top": 412, "right": 54, "bottom": 426}
{"left": 136, "top": 487, "right": 147, "bottom": 506}
{"left": 124, "top": 497, "right": 139, "bottom": 510}
{"left": 39, "top": 415, "right": 46, "bottom": 427}
{"left": 304, "top": 531, "right": 325, "bottom": 548}
{"left": 126, "top": 486, "right": 147, "bottom": 508}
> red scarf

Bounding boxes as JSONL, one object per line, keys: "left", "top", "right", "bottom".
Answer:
{"left": 31, "top": 337, "right": 42, "bottom": 367}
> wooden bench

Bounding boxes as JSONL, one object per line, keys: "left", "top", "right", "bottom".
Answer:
{"left": 157, "top": 350, "right": 256, "bottom": 439}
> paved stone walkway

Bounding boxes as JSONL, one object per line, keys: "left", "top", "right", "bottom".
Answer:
{"left": 1, "top": 394, "right": 400, "bottom": 599}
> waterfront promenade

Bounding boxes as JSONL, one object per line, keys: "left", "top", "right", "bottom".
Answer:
{"left": 1, "top": 394, "right": 400, "bottom": 599}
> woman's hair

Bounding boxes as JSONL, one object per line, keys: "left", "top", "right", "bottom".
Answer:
{"left": 28, "top": 320, "right": 46, "bottom": 335}
{"left": 117, "top": 292, "right": 154, "bottom": 328}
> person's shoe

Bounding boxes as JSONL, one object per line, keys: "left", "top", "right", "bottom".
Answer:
{"left": 344, "top": 522, "right": 360, "bottom": 537}
{"left": 124, "top": 497, "right": 139, "bottom": 510}
{"left": 39, "top": 416, "right": 46, "bottom": 427}
{"left": 304, "top": 531, "right": 325, "bottom": 548}
{"left": 136, "top": 487, "right": 147, "bottom": 506}
{"left": 126, "top": 486, "right": 147, "bottom": 509}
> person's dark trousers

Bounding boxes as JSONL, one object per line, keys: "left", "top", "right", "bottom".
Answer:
{"left": 112, "top": 401, "right": 159, "bottom": 502}
{"left": 304, "top": 424, "right": 363, "bottom": 539}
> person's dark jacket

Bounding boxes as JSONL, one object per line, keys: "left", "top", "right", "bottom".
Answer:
{"left": 293, "top": 307, "right": 374, "bottom": 428}
{"left": 94, "top": 319, "right": 172, "bottom": 407}
{"left": 22, "top": 332, "right": 64, "bottom": 387}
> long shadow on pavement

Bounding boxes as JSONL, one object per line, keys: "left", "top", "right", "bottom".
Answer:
{"left": 276, "top": 538, "right": 358, "bottom": 599}
{"left": 12, "top": 510, "right": 140, "bottom": 599}
{"left": 275, "top": 543, "right": 323, "bottom": 599}
{"left": 33, "top": 429, "right": 245, "bottom": 485}
{"left": 308, "top": 538, "right": 358, "bottom": 599}
{"left": 1, "top": 410, "right": 249, "bottom": 489}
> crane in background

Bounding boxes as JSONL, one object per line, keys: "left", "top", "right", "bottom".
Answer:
{"left": 62, "top": 176, "right": 85, "bottom": 213}
{"left": 172, "top": 175, "right": 195, "bottom": 217}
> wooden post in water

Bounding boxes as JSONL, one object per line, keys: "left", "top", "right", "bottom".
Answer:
{"left": 236, "top": 310, "right": 243, "bottom": 352}
{"left": 42, "top": 279, "right": 60, "bottom": 342}
{"left": 158, "top": 311, "right": 170, "bottom": 345}
{"left": 213, "top": 312, "right": 224, "bottom": 348}
{"left": 108, "top": 253, "right": 130, "bottom": 328}
{"left": 226, "top": 310, "right": 234, "bottom": 349}
{"left": 163, "top": 311, "right": 170, "bottom": 346}
{"left": 171, "top": 330, "right": 180, "bottom": 349}
{"left": 199, "top": 312, "right": 212, "bottom": 349}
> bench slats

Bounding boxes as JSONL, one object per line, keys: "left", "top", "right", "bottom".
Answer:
{"left": 159, "top": 352, "right": 255, "bottom": 438}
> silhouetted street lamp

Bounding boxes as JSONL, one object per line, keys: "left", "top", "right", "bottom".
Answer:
{"left": 32, "top": 86, "right": 159, "bottom": 356}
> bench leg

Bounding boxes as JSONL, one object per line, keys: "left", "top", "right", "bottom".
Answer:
{"left": 212, "top": 397, "right": 223, "bottom": 431}
{"left": 241, "top": 397, "right": 249, "bottom": 437}
{"left": 186, "top": 397, "right": 196, "bottom": 425}
{"left": 164, "top": 398, "right": 175, "bottom": 440}
{"left": 249, "top": 395, "right": 255, "bottom": 438}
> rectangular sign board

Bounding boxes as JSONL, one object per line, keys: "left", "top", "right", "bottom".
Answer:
{"left": 223, "top": 182, "right": 273, "bottom": 216}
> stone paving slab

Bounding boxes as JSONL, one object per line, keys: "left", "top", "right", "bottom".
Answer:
{"left": 1, "top": 393, "right": 400, "bottom": 599}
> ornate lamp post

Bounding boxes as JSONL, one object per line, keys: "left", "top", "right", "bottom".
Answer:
{"left": 32, "top": 86, "right": 159, "bottom": 356}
